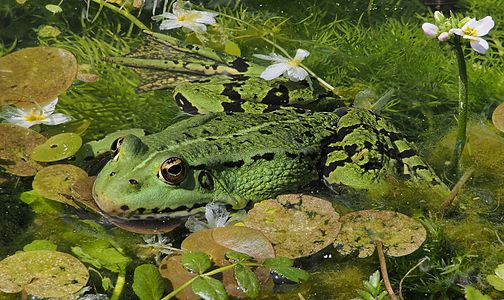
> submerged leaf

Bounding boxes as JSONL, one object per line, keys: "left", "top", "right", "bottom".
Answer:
{"left": 244, "top": 194, "right": 341, "bottom": 258}
{"left": 0, "top": 124, "right": 46, "bottom": 176}
{"left": 0, "top": 250, "right": 88, "bottom": 298}
{"left": 181, "top": 251, "right": 212, "bottom": 274}
{"left": 333, "top": 210, "right": 426, "bottom": 258}
{"left": 31, "top": 133, "right": 83, "bottom": 162}
{"left": 192, "top": 277, "right": 227, "bottom": 300}
{"left": 23, "top": 239, "right": 58, "bottom": 251}
{"left": 45, "top": 4, "right": 63, "bottom": 14}
{"left": 492, "top": 102, "right": 504, "bottom": 132}
{"left": 0, "top": 47, "right": 77, "bottom": 108}
{"left": 132, "top": 264, "right": 166, "bottom": 300}
{"left": 32, "top": 164, "right": 88, "bottom": 207}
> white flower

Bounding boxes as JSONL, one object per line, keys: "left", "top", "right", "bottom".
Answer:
{"left": 449, "top": 16, "right": 494, "bottom": 54}
{"left": 156, "top": 1, "right": 218, "bottom": 33}
{"left": 254, "top": 49, "right": 310, "bottom": 82}
{"left": 422, "top": 23, "right": 439, "bottom": 38}
{"left": 438, "top": 32, "right": 449, "bottom": 42}
{"left": 0, "top": 97, "right": 71, "bottom": 128}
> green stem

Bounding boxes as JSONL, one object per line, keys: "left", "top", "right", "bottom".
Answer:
{"left": 89, "top": 0, "right": 151, "bottom": 32}
{"left": 110, "top": 269, "right": 126, "bottom": 300}
{"left": 452, "top": 37, "right": 469, "bottom": 173}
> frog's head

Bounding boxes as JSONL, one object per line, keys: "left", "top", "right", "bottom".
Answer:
{"left": 92, "top": 134, "right": 236, "bottom": 232}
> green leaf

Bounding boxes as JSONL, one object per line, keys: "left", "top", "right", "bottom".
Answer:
{"left": 181, "top": 251, "right": 212, "bottom": 274}
{"left": 464, "top": 286, "right": 492, "bottom": 300}
{"left": 19, "top": 190, "right": 62, "bottom": 214}
{"left": 495, "top": 264, "right": 504, "bottom": 279}
{"left": 225, "top": 251, "right": 252, "bottom": 263}
{"left": 132, "top": 264, "right": 166, "bottom": 300}
{"left": 234, "top": 264, "right": 260, "bottom": 298}
{"left": 356, "top": 290, "right": 374, "bottom": 300}
{"left": 71, "top": 241, "right": 131, "bottom": 273}
{"left": 263, "top": 256, "right": 293, "bottom": 268}
{"left": 269, "top": 266, "right": 309, "bottom": 283}
{"left": 223, "top": 41, "right": 241, "bottom": 57}
{"left": 486, "top": 275, "right": 504, "bottom": 291}
{"left": 102, "top": 277, "right": 113, "bottom": 291}
{"left": 23, "top": 240, "right": 57, "bottom": 251}
{"left": 191, "top": 276, "right": 228, "bottom": 300}
{"left": 45, "top": 4, "right": 62, "bottom": 13}
{"left": 369, "top": 270, "right": 381, "bottom": 290}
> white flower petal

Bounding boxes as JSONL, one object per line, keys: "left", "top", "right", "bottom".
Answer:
{"left": 3, "top": 117, "right": 38, "bottom": 128}
{"left": 42, "top": 97, "right": 59, "bottom": 116}
{"left": 160, "top": 19, "right": 182, "bottom": 30}
{"left": 438, "top": 32, "right": 449, "bottom": 42}
{"left": 42, "top": 113, "right": 71, "bottom": 125}
{"left": 205, "top": 203, "right": 229, "bottom": 228}
{"left": 474, "top": 16, "right": 494, "bottom": 36}
{"left": 422, "top": 23, "right": 439, "bottom": 38}
{"left": 0, "top": 106, "right": 26, "bottom": 119}
{"left": 461, "top": 18, "right": 476, "bottom": 31}
{"left": 183, "top": 22, "right": 207, "bottom": 32}
{"left": 285, "top": 66, "right": 308, "bottom": 81}
{"left": 254, "top": 53, "right": 289, "bottom": 63}
{"left": 194, "top": 11, "right": 218, "bottom": 24}
{"left": 260, "top": 63, "right": 290, "bottom": 80}
{"left": 449, "top": 28, "right": 463, "bottom": 36}
{"left": 172, "top": 1, "right": 187, "bottom": 16}
{"left": 434, "top": 11, "right": 444, "bottom": 23}
{"left": 294, "top": 48, "right": 310, "bottom": 61}
{"left": 470, "top": 38, "right": 489, "bottom": 54}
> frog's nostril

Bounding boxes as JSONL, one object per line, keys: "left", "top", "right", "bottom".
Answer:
{"left": 129, "top": 179, "right": 139, "bottom": 185}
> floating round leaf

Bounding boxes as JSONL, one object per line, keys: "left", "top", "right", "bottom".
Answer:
{"left": 31, "top": 133, "right": 83, "bottom": 162}
{"left": 0, "top": 124, "right": 46, "bottom": 176}
{"left": 32, "top": 164, "right": 88, "bottom": 207}
{"left": 181, "top": 227, "right": 275, "bottom": 266}
{"left": 492, "top": 102, "right": 504, "bottom": 132}
{"left": 333, "top": 210, "right": 426, "bottom": 258}
{"left": 159, "top": 255, "right": 199, "bottom": 300}
{"left": 0, "top": 250, "right": 89, "bottom": 298}
{"left": 0, "top": 47, "right": 77, "bottom": 108}
{"left": 71, "top": 176, "right": 100, "bottom": 212}
{"left": 244, "top": 194, "right": 341, "bottom": 258}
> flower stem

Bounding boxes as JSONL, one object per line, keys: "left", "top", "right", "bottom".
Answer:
{"left": 110, "top": 269, "right": 126, "bottom": 300}
{"left": 452, "top": 37, "right": 469, "bottom": 173}
{"left": 89, "top": 0, "right": 151, "bottom": 32}
{"left": 376, "top": 240, "right": 397, "bottom": 300}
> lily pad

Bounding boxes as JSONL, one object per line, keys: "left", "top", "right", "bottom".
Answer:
{"left": 244, "top": 194, "right": 341, "bottom": 258}
{"left": 0, "top": 47, "right": 77, "bottom": 108}
{"left": 333, "top": 210, "right": 426, "bottom": 258}
{"left": 0, "top": 124, "right": 46, "bottom": 176}
{"left": 32, "top": 164, "right": 88, "bottom": 207}
{"left": 71, "top": 176, "right": 100, "bottom": 212}
{"left": 159, "top": 255, "right": 199, "bottom": 300}
{"left": 181, "top": 227, "right": 275, "bottom": 266}
{"left": 0, "top": 250, "right": 89, "bottom": 298}
{"left": 492, "top": 102, "right": 504, "bottom": 132}
{"left": 31, "top": 133, "right": 82, "bottom": 162}
{"left": 41, "top": 119, "right": 91, "bottom": 137}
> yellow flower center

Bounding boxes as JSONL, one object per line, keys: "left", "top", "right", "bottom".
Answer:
{"left": 177, "top": 13, "right": 197, "bottom": 22}
{"left": 289, "top": 58, "right": 301, "bottom": 66}
{"left": 463, "top": 27, "right": 478, "bottom": 37}
{"left": 23, "top": 112, "right": 46, "bottom": 122}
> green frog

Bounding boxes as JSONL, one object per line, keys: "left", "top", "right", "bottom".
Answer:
{"left": 93, "top": 33, "right": 447, "bottom": 231}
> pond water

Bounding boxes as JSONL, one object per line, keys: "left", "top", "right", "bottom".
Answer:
{"left": 1, "top": 0, "right": 503, "bottom": 299}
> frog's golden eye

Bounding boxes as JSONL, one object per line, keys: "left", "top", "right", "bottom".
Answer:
{"left": 159, "top": 157, "right": 186, "bottom": 185}
{"left": 111, "top": 137, "right": 124, "bottom": 161}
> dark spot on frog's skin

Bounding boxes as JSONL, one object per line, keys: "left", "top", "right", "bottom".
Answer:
{"left": 211, "top": 64, "right": 219, "bottom": 70}
{"left": 173, "top": 59, "right": 179, "bottom": 64}
{"left": 263, "top": 85, "right": 290, "bottom": 105}
{"left": 206, "top": 137, "right": 217, "bottom": 141}
{"left": 137, "top": 208, "right": 146, "bottom": 214}
{"left": 214, "top": 117, "right": 223, "bottom": 121}
{"left": 259, "top": 129, "right": 272, "bottom": 135}
{"left": 398, "top": 149, "right": 416, "bottom": 159}
{"left": 183, "top": 132, "right": 193, "bottom": 138}
{"left": 198, "top": 170, "right": 214, "bottom": 190}
{"left": 174, "top": 93, "right": 199, "bottom": 115}
{"left": 231, "top": 74, "right": 250, "bottom": 81}
{"left": 231, "top": 58, "right": 249, "bottom": 72}
{"left": 263, "top": 105, "right": 281, "bottom": 113}
{"left": 151, "top": 208, "right": 159, "bottom": 214}
{"left": 222, "top": 101, "right": 245, "bottom": 113}
{"left": 233, "top": 134, "right": 240, "bottom": 138}
{"left": 186, "top": 44, "right": 194, "bottom": 50}
{"left": 192, "top": 164, "right": 207, "bottom": 170}
{"left": 283, "top": 124, "right": 291, "bottom": 129}
{"left": 361, "top": 161, "right": 383, "bottom": 171}
{"left": 322, "top": 157, "right": 353, "bottom": 177}
{"left": 110, "top": 172, "right": 116, "bottom": 177}
{"left": 160, "top": 264, "right": 168, "bottom": 270}
{"left": 251, "top": 153, "right": 275, "bottom": 161}
{"left": 221, "top": 82, "right": 244, "bottom": 101}
{"left": 412, "top": 165, "right": 428, "bottom": 171}
{"left": 129, "top": 179, "right": 139, "bottom": 185}
{"left": 202, "top": 129, "right": 211, "bottom": 135}
{"left": 223, "top": 160, "right": 245, "bottom": 168}
{"left": 285, "top": 152, "right": 298, "bottom": 159}
{"left": 120, "top": 205, "right": 129, "bottom": 211}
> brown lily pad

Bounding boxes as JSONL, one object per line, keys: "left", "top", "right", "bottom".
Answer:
{"left": 333, "top": 210, "right": 426, "bottom": 258}
{"left": 0, "top": 124, "right": 46, "bottom": 176}
{"left": 31, "top": 133, "right": 82, "bottom": 162}
{"left": 181, "top": 227, "right": 275, "bottom": 266}
{"left": 492, "top": 102, "right": 504, "bottom": 132}
{"left": 244, "top": 194, "right": 341, "bottom": 258}
{"left": 71, "top": 176, "right": 100, "bottom": 212}
{"left": 0, "top": 47, "right": 77, "bottom": 108}
{"left": 159, "top": 255, "right": 199, "bottom": 300}
{"left": 32, "top": 164, "right": 88, "bottom": 208}
{"left": 0, "top": 250, "right": 89, "bottom": 298}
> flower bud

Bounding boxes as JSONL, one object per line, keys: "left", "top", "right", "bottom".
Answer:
{"left": 438, "top": 32, "right": 449, "bottom": 42}
{"left": 434, "top": 11, "right": 445, "bottom": 23}
{"left": 422, "top": 23, "right": 439, "bottom": 38}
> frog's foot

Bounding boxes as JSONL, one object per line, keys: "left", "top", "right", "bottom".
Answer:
{"left": 321, "top": 108, "right": 446, "bottom": 194}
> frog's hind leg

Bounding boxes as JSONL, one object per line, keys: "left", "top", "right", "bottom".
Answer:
{"left": 321, "top": 108, "right": 445, "bottom": 194}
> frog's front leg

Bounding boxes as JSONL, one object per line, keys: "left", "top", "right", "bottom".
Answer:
{"left": 321, "top": 108, "right": 447, "bottom": 194}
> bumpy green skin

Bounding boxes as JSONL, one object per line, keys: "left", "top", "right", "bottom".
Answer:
{"left": 95, "top": 33, "right": 447, "bottom": 223}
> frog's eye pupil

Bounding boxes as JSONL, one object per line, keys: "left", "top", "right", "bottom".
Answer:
{"left": 111, "top": 137, "right": 124, "bottom": 161}
{"left": 159, "top": 157, "right": 186, "bottom": 185}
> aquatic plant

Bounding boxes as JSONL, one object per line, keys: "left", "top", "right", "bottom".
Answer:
{"left": 421, "top": 11, "right": 495, "bottom": 173}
